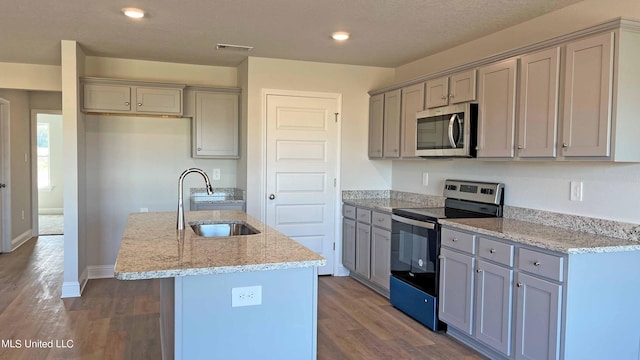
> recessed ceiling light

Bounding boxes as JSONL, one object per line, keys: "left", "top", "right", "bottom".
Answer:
{"left": 122, "top": 8, "right": 145, "bottom": 18}
{"left": 331, "top": 32, "right": 350, "bottom": 41}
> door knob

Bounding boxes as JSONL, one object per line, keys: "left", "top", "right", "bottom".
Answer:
{"left": 268, "top": 194, "right": 276, "bottom": 200}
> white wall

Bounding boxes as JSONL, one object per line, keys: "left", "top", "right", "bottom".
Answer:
{"left": 0, "top": 62, "right": 61, "bottom": 91}
{"left": 244, "top": 57, "right": 395, "bottom": 220}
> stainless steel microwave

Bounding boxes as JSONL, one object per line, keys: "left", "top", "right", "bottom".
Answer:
{"left": 415, "top": 103, "right": 477, "bottom": 158}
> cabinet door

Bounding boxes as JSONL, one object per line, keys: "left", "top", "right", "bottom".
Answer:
{"left": 193, "top": 91, "right": 239, "bottom": 158}
{"left": 518, "top": 47, "right": 560, "bottom": 158}
{"left": 135, "top": 87, "right": 182, "bottom": 115}
{"left": 83, "top": 84, "right": 131, "bottom": 112}
{"left": 474, "top": 260, "right": 514, "bottom": 357}
{"left": 425, "top": 76, "right": 449, "bottom": 108}
{"left": 368, "top": 93, "right": 384, "bottom": 158}
{"left": 514, "top": 272, "right": 562, "bottom": 360}
{"left": 383, "top": 89, "right": 402, "bottom": 158}
{"left": 450, "top": 69, "right": 477, "bottom": 104}
{"left": 370, "top": 227, "right": 391, "bottom": 291}
{"left": 477, "top": 58, "right": 518, "bottom": 158}
{"left": 342, "top": 218, "right": 356, "bottom": 272}
{"left": 562, "top": 32, "right": 614, "bottom": 158}
{"left": 439, "top": 248, "right": 475, "bottom": 335}
{"left": 400, "top": 83, "right": 425, "bottom": 158}
{"left": 355, "top": 222, "right": 371, "bottom": 278}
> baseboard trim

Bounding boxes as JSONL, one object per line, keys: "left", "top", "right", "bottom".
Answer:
{"left": 61, "top": 281, "right": 81, "bottom": 298}
{"left": 88, "top": 265, "right": 115, "bottom": 279}
{"left": 11, "top": 230, "right": 33, "bottom": 251}
{"left": 38, "top": 208, "right": 64, "bottom": 215}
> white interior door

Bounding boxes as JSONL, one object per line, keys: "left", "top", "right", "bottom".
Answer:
{"left": 265, "top": 92, "right": 339, "bottom": 275}
{"left": 0, "top": 98, "right": 11, "bottom": 253}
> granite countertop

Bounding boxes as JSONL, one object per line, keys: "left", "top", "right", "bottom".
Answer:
{"left": 190, "top": 187, "right": 245, "bottom": 204}
{"left": 114, "top": 210, "right": 326, "bottom": 280}
{"left": 440, "top": 218, "right": 640, "bottom": 254}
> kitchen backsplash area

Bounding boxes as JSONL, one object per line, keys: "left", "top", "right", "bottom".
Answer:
{"left": 344, "top": 190, "right": 640, "bottom": 243}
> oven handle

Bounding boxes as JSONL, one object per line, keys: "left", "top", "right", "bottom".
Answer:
{"left": 392, "top": 215, "right": 436, "bottom": 229}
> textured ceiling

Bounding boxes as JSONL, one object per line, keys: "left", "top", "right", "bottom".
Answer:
{"left": 0, "top": 0, "right": 582, "bottom": 67}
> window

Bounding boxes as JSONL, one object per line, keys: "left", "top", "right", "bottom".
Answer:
{"left": 37, "top": 123, "right": 51, "bottom": 189}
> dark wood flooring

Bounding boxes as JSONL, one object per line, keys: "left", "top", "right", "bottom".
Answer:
{"left": 0, "top": 236, "right": 483, "bottom": 359}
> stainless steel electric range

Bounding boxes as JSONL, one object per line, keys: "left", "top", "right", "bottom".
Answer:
{"left": 389, "top": 179, "right": 504, "bottom": 331}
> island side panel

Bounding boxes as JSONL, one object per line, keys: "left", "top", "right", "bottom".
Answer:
{"left": 563, "top": 250, "right": 640, "bottom": 359}
{"left": 159, "top": 278, "right": 175, "bottom": 360}
{"left": 176, "top": 267, "right": 318, "bottom": 360}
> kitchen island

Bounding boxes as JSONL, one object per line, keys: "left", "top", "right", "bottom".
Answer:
{"left": 114, "top": 210, "right": 326, "bottom": 360}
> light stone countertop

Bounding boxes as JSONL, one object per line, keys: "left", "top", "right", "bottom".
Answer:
{"left": 440, "top": 218, "right": 640, "bottom": 254}
{"left": 114, "top": 210, "right": 326, "bottom": 280}
{"left": 342, "top": 198, "right": 428, "bottom": 213}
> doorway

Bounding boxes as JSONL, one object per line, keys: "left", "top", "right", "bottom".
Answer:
{"left": 264, "top": 90, "right": 341, "bottom": 275}
{"left": 0, "top": 98, "right": 10, "bottom": 252}
{"left": 31, "top": 110, "right": 64, "bottom": 236}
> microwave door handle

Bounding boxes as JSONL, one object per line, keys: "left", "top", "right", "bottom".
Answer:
{"left": 456, "top": 115, "right": 463, "bottom": 145}
{"left": 448, "top": 114, "right": 457, "bottom": 148}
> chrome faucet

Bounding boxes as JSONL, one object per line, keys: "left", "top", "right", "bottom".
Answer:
{"left": 177, "top": 168, "right": 213, "bottom": 230}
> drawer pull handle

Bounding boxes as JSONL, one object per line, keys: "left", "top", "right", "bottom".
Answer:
{"left": 517, "top": 282, "right": 523, "bottom": 288}
{"left": 533, "top": 261, "right": 541, "bottom": 266}
{"left": 489, "top": 249, "right": 496, "bottom": 254}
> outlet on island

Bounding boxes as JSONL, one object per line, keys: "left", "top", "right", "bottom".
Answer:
{"left": 231, "top": 285, "right": 262, "bottom": 307}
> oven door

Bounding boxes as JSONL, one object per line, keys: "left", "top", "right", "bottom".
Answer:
{"left": 390, "top": 215, "right": 439, "bottom": 296}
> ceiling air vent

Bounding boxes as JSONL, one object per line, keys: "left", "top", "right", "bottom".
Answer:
{"left": 216, "top": 43, "right": 254, "bottom": 51}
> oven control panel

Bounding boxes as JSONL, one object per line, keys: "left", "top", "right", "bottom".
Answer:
{"left": 443, "top": 179, "right": 504, "bottom": 205}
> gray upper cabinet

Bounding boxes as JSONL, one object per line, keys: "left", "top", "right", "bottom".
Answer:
{"left": 82, "top": 78, "right": 183, "bottom": 116}
{"left": 400, "top": 83, "right": 425, "bottom": 158}
{"left": 517, "top": 47, "right": 560, "bottom": 158}
{"left": 383, "top": 89, "right": 402, "bottom": 158}
{"left": 187, "top": 88, "right": 240, "bottom": 159}
{"left": 561, "top": 32, "right": 614, "bottom": 158}
{"left": 477, "top": 59, "right": 518, "bottom": 158}
{"left": 425, "top": 70, "right": 477, "bottom": 109}
{"left": 368, "top": 93, "right": 384, "bottom": 158}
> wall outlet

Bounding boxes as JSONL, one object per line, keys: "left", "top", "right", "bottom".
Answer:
{"left": 570, "top": 181, "right": 583, "bottom": 201}
{"left": 232, "top": 285, "right": 262, "bottom": 307}
{"left": 422, "top": 172, "right": 429, "bottom": 187}
{"left": 140, "top": 208, "right": 149, "bottom": 213}
{"left": 212, "top": 168, "right": 221, "bottom": 180}
{"left": 21, "top": 210, "right": 25, "bottom": 220}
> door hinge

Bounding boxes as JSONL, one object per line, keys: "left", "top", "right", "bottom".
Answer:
{"left": 334, "top": 112, "right": 339, "bottom": 123}
{"left": 333, "top": 178, "right": 337, "bottom": 187}
{"left": 333, "top": 242, "right": 335, "bottom": 251}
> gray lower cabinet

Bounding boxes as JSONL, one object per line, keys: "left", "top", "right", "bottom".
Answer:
{"left": 439, "top": 247, "right": 475, "bottom": 335}
{"left": 355, "top": 222, "right": 371, "bottom": 278}
{"left": 342, "top": 203, "right": 392, "bottom": 296}
{"left": 342, "top": 217, "right": 356, "bottom": 272}
{"left": 514, "top": 272, "right": 562, "bottom": 360}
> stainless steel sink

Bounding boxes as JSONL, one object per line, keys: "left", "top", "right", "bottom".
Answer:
{"left": 189, "top": 221, "right": 260, "bottom": 237}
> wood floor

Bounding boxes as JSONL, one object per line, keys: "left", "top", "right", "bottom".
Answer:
{"left": 0, "top": 236, "right": 484, "bottom": 360}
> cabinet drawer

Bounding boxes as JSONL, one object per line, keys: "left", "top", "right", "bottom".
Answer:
{"left": 343, "top": 204, "right": 356, "bottom": 219}
{"left": 478, "top": 237, "right": 514, "bottom": 267}
{"left": 518, "top": 248, "right": 564, "bottom": 282}
{"left": 372, "top": 211, "right": 391, "bottom": 230}
{"left": 441, "top": 228, "right": 476, "bottom": 255}
{"left": 356, "top": 208, "right": 372, "bottom": 224}
{"left": 389, "top": 276, "right": 438, "bottom": 331}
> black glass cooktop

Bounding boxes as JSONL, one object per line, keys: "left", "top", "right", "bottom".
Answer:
{"left": 393, "top": 206, "right": 499, "bottom": 222}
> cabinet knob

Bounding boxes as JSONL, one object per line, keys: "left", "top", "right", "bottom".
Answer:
{"left": 533, "top": 261, "right": 541, "bottom": 266}
{"left": 137, "top": 103, "right": 143, "bottom": 106}
{"left": 517, "top": 145, "right": 524, "bottom": 149}
{"left": 490, "top": 249, "right": 496, "bottom": 254}
{"left": 197, "top": 147, "right": 202, "bottom": 151}
{"left": 475, "top": 146, "right": 480, "bottom": 150}
{"left": 438, "top": 255, "right": 444, "bottom": 259}
{"left": 449, "top": 93, "right": 454, "bottom": 98}
{"left": 562, "top": 143, "right": 569, "bottom": 148}
{"left": 451, "top": 238, "right": 457, "bottom": 242}
{"left": 476, "top": 269, "right": 482, "bottom": 273}
{"left": 124, "top": 101, "right": 130, "bottom": 106}
{"left": 517, "top": 282, "right": 523, "bottom": 288}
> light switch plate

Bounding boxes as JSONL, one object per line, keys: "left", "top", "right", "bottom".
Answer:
{"left": 212, "top": 168, "right": 221, "bottom": 180}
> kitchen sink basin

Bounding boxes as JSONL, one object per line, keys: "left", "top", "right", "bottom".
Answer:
{"left": 189, "top": 221, "right": 260, "bottom": 237}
